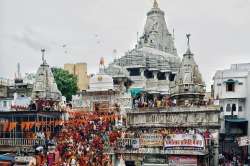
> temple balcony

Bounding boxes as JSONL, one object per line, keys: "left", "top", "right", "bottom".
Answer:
{"left": 126, "top": 106, "right": 220, "bottom": 128}
{"left": 171, "top": 84, "right": 205, "bottom": 97}
{"left": 146, "top": 79, "right": 158, "bottom": 90}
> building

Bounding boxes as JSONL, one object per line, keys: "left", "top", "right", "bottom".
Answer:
{"left": 0, "top": 50, "right": 65, "bottom": 152}
{"left": 114, "top": 2, "right": 220, "bottom": 166}
{"left": 72, "top": 58, "right": 132, "bottom": 116}
{"left": 64, "top": 63, "right": 89, "bottom": 91}
{"left": 0, "top": 78, "right": 8, "bottom": 98}
{"left": 106, "top": 0, "right": 180, "bottom": 96}
{"left": 213, "top": 63, "right": 250, "bottom": 162}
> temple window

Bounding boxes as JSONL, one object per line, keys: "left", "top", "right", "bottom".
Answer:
{"left": 169, "top": 73, "right": 175, "bottom": 81}
{"left": 129, "top": 68, "right": 140, "bottom": 76}
{"left": 144, "top": 70, "right": 154, "bottom": 79}
{"left": 157, "top": 72, "right": 166, "bottom": 80}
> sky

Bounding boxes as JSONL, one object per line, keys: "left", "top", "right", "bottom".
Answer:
{"left": 0, "top": 0, "right": 250, "bottom": 88}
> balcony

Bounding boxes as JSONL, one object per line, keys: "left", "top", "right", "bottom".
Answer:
{"left": 0, "top": 138, "right": 45, "bottom": 147}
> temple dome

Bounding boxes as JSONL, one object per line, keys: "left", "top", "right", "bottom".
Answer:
{"left": 88, "top": 59, "right": 114, "bottom": 91}
{"left": 89, "top": 73, "right": 114, "bottom": 91}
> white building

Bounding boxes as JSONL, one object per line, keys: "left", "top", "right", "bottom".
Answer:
{"left": 72, "top": 59, "right": 132, "bottom": 115}
{"left": 213, "top": 63, "right": 250, "bottom": 156}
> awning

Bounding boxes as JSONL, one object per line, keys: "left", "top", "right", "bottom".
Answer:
{"left": 223, "top": 79, "right": 239, "bottom": 83}
{"left": 129, "top": 88, "right": 144, "bottom": 97}
{"left": 0, "top": 154, "right": 15, "bottom": 161}
{"left": 225, "top": 118, "right": 248, "bottom": 123}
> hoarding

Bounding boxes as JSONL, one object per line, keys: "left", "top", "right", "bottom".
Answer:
{"left": 168, "top": 156, "right": 197, "bottom": 166}
{"left": 140, "top": 133, "right": 163, "bottom": 147}
{"left": 164, "top": 134, "right": 205, "bottom": 150}
{"left": 117, "top": 138, "right": 140, "bottom": 149}
{"left": 237, "top": 136, "right": 250, "bottom": 146}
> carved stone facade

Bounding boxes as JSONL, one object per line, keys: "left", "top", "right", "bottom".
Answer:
{"left": 116, "top": 106, "right": 220, "bottom": 166}
{"left": 127, "top": 108, "right": 220, "bottom": 128}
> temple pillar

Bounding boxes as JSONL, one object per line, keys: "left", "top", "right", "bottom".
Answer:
{"left": 165, "top": 72, "right": 170, "bottom": 80}
{"left": 140, "top": 68, "right": 144, "bottom": 77}
{"left": 153, "top": 71, "right": 158, "bottom": 80}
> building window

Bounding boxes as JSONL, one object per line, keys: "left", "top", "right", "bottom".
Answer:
{"left": 226, "top": 79, "right": 235, "bottom": 92}
{"left": 238, "top": 106, "right": 243, "bottom": 112}
{"left": 220, "top": 106, "right": 223, "bottom": 112}
{"left": 3, "top": 101, "right": 7, "bottom": 107}
{"left": 232, "top": 104, "right": 236, "bottom": 112}
{"left": 239, "top": 82, "right": 243, "bottom": 85}
{"left": 217, "top": 83, "right": 221, "bottom": 86}
{"left": 226, "top": 104, "right": 231, "bottom": 112}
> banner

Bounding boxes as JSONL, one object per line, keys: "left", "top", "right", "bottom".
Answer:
{"left": 140, "top": 134, "right": 163, "bottom": 147}
{"left": 117, "top": 138, "right": 140, "bottom": 149}
{"left": 168, "top": 156, "right": 197, "bottom": 166}
{"left": 164, "top": 134, "right": 205, "bottom": 150}
{"left": 237, "top": 136, "right": 250, "bottom": 146}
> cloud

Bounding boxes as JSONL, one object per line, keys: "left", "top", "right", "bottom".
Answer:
{"left": 9, "top": 26, "right": 55, "bottom": 52}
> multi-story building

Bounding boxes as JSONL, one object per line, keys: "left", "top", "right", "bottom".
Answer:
{"left": 64, "top": 63, "right": 89, "bottom": 91}
{"left": 213, "top": 63, "right": 250, "bottom": 161}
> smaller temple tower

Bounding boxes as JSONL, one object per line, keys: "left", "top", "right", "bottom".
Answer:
{"left": 170, "top": 34, "right": 206, "bottom": 106}
{"left": 31, "top": 49, "right": 62, "bottom": 110}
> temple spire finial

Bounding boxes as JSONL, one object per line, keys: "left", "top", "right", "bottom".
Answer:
{"left": 153, "top": 0, "right": 159, "bottom": 8}
{"left": 186, "top": 34, "right": 192, "bottom": 54}
{"left": 41, "top": 48, "right": 46, "bottom": 64}
{"left": 99, "top": 57, "right": 105, "bottom": 73}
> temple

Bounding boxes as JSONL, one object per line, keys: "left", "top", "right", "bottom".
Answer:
{"left": 170, "top": 34, "right": 206, "bottom": 106}
{"left": 105, "top": 0, "right": 180, "bottom": 95}
{"left": 112, "top": 2, "right": 220, "bottom": 166}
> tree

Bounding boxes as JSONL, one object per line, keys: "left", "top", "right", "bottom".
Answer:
{"left": 51, "top": 68, "right": 78, "bottom": 101}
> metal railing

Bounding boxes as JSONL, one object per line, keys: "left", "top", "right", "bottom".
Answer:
{"left": 0, "top": 138, "right": 45, "bottom": 147}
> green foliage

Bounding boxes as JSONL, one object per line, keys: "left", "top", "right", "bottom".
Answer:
{"left": 51, "top": 67, "right": 78, "bottom": 101}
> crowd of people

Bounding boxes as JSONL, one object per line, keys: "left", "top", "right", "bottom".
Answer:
{"left": 35, "top": 112, "right": 122, "bottom": 166}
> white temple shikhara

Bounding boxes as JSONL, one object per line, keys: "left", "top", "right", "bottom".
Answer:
{"left": 31, "top": 49, "right": 62, "bottom": 104}
{"left": 170, "top": 34, "right": 206, "bottom": 106}
{"left": 106, "top": 0, "right": 180, "bottom": 95}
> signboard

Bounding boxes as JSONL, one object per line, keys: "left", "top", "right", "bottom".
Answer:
{"left": 140, "top": 134, "right": 163, "bottom": 147}
{"left": 117, "top": 138, "right": 140, "bottom": 149}
{"left": 168, "top": 156, "right": 197, "bottom": 166}
{"left": 237, "top": 136, "right": 250, "bottom": 146}
{"left": 164, "top": 134, "right": 205, "bottom": 150}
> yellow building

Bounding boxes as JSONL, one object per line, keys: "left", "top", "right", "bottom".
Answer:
{"left": 64, "top": 63, "right": 89, "bottom": 91}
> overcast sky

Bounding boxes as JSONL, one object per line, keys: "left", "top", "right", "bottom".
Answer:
{"left": 0, "top": 0, "right": 250, "bottom": 87}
